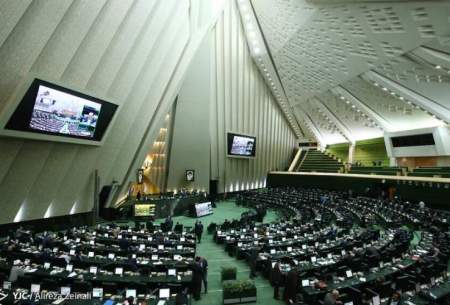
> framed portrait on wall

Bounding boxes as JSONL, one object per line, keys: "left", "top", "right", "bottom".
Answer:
{"left": 186, "top": 169, "right": 195, "bottom": 182}
{"left": 137, "top": 169, "right": 144, "bottom": 184}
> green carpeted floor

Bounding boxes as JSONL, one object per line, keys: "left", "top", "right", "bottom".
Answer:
{"left": 153, "top": 200, "right": 285, "bottom": 305}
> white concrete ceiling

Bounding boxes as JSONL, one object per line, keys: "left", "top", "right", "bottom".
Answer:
{"left": 244, "top": 0, "right": 450, "bottom": 145}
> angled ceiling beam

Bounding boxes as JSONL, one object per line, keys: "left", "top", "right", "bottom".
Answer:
{"left": 313, "top": 97, "right": 356, "bottom": 144}
{"left": 410, "top": 46, "right": 450, "bottom": 71}
{"left": 236, "top": 0, "right": 304, "bottom": 138}
{"left": 331, "top": 86, "right": 392, "bottom": 131}
{"left": 363, "top": 71, "right": 450, "bottom": 123}
{"left": 294, "top": 105, "right": 325, "bottom": 147}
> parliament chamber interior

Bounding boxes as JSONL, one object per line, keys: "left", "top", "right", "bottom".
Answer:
{"left": 0, "top": 0, "right": 450, "bottom": 305}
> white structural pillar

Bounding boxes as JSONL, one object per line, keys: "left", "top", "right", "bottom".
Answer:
{"left": 348, "top": 142, "right": 356, "bottom": 164}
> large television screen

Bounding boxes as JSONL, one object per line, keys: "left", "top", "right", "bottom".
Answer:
{"left": 134, "top": 204, "right": 156, "bottom": 217}
{"left": 3, "top": 78, "right": 118, "bottom": 143}
{"left": 227, "top": 133, "right": 256, "bottom": 157}
{"left": 29, "top": 85, "right": 101, "bottom": 138}
{"left": 195, "top": 202, "right": 213, "bottom": 217}
{"left": 391, "top": 133, "right": 435, "bottom": 147}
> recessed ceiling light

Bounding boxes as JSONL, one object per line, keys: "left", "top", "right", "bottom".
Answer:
{"left": 254, "top": 47, "right": 261, "bottom": 54}
{"left": 435, "top": 65, "right": 441, "bottom": 69}
{"left": 382, "top": 87, "right": 388, "bottom": 91}
{"left": 340, "top": 96, "right": 345, "bottom": 100}
{"left": 399, "top": 96, "right": 404, "bottom": 100}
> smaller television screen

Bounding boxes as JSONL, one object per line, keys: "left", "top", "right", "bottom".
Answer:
{"left": 195, "top": 202, "right": 213, "bottom": 217}
{"left": 134, "top": 203, "right": 155, "bottom": 217}
{"left": 227, "top": 133, "right": 256, "bottom": 157}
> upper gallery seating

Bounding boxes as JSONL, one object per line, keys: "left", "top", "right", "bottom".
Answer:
{"left": 297, "top": 149, "right": 344, "bottom": 173}
{"left": 348, "top": 166, "right": 404, "bottom": 176}
{"left": 214, "top": 187, "right": 450, "bottom": 305}
{"left": 408, "top": 167, "right": 450, "bottom": 178}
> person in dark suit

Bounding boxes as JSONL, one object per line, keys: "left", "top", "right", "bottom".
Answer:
{"left": 249, "top": 248, "right": 259, "bottom": 278}
{"left": 175, "top": 288, "right": 189, "bottom": 305}
{"left": 195, "top": 221, "right": 204, "bottom": 243}
{"left": 125, "top": 255, "right": 139, "bottom": 272}
{"left": 191, "top": 261, "right": 203, "bottom": 300}
{"left": 42, "top": 233, "right": 54, "bottom": 249}
{"left": 119, "top": 238, "right": 130, "bottom": 250}
{"left": 196, "top": 256, "right": 208, "bottom": 293}
{"left": 174, "top": 222, "right": 183, "bottom": 233}
{"left": 283, "top": 267, "right": 299, "bottom": 304}
{"left": 271, "top": 262, "right": 282, "bottom": 299}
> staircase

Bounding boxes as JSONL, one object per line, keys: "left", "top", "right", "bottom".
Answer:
{"left": 297, "top": 149, "right": 344, "bottom": 173}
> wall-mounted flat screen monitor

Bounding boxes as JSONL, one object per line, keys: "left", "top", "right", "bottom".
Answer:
{"left": 227, "top": 132, "right": 256, "bottom": 157}
{"left": 391, "top": 133, "right": 435, "bottom": 147}
{"left": 0, "top": 78, "right": 118, "bottom": 145}
{"left": 195, "top": 202, "right": 213, "bottom": 217}
{"left": 134, "top": 203, "right": 156, "bottom": 217}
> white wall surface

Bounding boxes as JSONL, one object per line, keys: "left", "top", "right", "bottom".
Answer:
{"left": 166, "top": 34, "right": 212, "bottom": 193}
{"left": 209, "top": 0, "right": 297, "bottom": 193}
{"left": 0, "top": 0, "right": 219, "bottom": 224}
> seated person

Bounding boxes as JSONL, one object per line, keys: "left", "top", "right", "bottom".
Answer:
{"left": 387, "top": 291, "right": 404, "bottom": 305}
{"left": 119, "top": 238, "right": 130, "bottom": 250}
{"left": 174, "top": 222, "right": 183, "bottom": 233}
{"left": 323, "top": 290, "right": 342, "bottom": 305}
